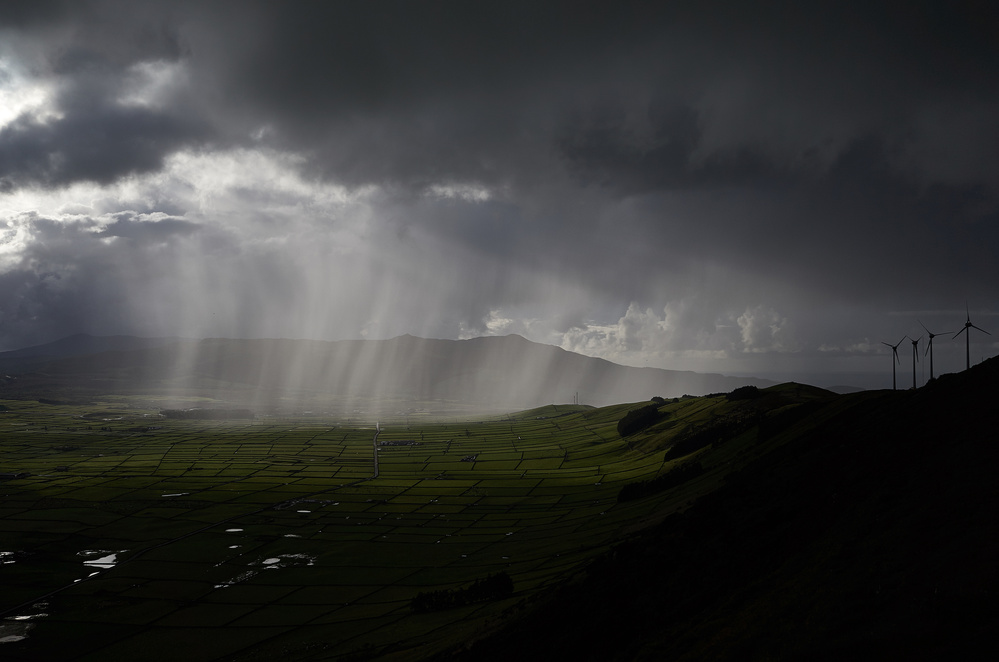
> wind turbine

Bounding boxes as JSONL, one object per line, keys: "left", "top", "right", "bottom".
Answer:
{"left": 882, "top": 336, "right": 906, "bottom": 391}
{"left": 918, "top": 320, "right": 952, "bottom": 381}
{"left": 908, "top": 335, "right": 921, "bottom": 389}
{"left": 953, "top": 307, "right": 991, "bottom": 370}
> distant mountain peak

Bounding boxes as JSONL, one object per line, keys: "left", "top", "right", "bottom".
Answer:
{"left": 0, "top": 333, "right": 778, "bottom": 408}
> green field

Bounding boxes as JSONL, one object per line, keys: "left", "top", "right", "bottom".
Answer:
{"left": 0, "top": 389, "right": 823, "bottom": 660}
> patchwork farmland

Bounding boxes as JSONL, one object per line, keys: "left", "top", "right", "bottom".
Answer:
{"left": 1, "top": 394, "right": 750, "bottom": 661}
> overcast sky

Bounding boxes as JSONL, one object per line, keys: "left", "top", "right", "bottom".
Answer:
{"left": 1, "top": 1, "right": 997, "bottom": 388}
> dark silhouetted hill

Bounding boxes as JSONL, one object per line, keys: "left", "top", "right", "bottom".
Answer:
{"left": 0, "top": 333, "right": 182, "bottom": 366}
{"left": 439, "top": 357, "right": 999, "bottom": 661}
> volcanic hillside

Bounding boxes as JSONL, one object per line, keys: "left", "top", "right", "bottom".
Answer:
{"left": 442, "top": 358, "right": 999, "bottom": 661}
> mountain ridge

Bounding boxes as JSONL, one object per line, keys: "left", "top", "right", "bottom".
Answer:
{"left": 0, "top": 333, "right": 778, "bottom": 408}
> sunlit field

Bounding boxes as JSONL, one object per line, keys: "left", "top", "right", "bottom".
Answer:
{"left": 0, "top": 396, "right": 739, "bottom": 660}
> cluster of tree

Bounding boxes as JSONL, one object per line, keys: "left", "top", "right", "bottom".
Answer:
{"left": 617, "top": 461, "right": 704, "bottom": 502}
{"left": 410, "top": 572, "right": 514, "bottom": 613}
{"left": 727, "top": 385, "right": 762, "bottom": 401}
{"left": 617, "top": 403, "right": 665, "bottom": 437}
{"left": 159, "top": 408, "right": 255, "bottom": 420}
{"left": 650, "top": 396, "right": 681, "bottom": 405}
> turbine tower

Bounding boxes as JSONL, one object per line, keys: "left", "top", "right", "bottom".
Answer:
{"left": 919, "top": 320, "right": 952, "bottom": 381}
{"left": 909, "top": 335, "right": 921, "bottom": 389}
{"left": 882, "top": 336, "right": 905, "bottom": 391}
{"left": 953, "top": 307, "right": 991, "bottom": 370}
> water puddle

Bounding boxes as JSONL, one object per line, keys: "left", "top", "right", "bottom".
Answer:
{"left": 259, "top": 553, "right": 315, "bottom": 570}
{"left": 0, "top": 551, "right": 16, "bottom": 565}
{"left": 78, "top": 550, "right": 124, "bottom": 573}
{"left": 213, "top": 554, "right": 315, "bottom": 589}
{"left": 0, "top": 603, "right": 47, "bottom": 644}
{"left": 224, "top": 528, "right": 243, "bottom": 533}
{"left": 6, "top": 613, "right": 47, "bottom": 622}
{"left": 161, "top": 493, "right": 190, "bottom": 497}
{"left": 214, "top": 569, "right": 257, "bottom": 589}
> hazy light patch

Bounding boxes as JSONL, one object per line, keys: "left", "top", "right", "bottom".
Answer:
{"left": 250, "top": 124, "right": 274, "bottom": 141}
{"left": 0, "top": 181, "right": 110, "bottom": 219}
{"left": 0, "top": 57, "right": 58, "bottom": 129}
{"left": 557, "top": 300, "right": 780, "bottom": 371}
{"left": 164, "top": 148, "right": 367, "bottom": 218}
{"left": 0, "top": 145, "right": 395, "bottom": 344}
{"left": 0, "top": 146, "right": 373, "bottom": 233}
{"left": 0, "top": 220, "right": 32, "bottom": 269}
{"left": 426, "top": 182, "right": 494, "bottom": 202}
{"left": 484, "top": 310, "right": 516, "bottom": 334}
{"left": 737, "top": 305, "right": 798, "bottom": 353}
{"left": 559, "top": 301, "right": 690, "bottom": 361}
{"left": 560, "top": 321, "right": 626, "bottom": 356}
{"left": 458, "top": 309, "right": 550, "bottom": 340}
{"left": 116, "top": 60, "right": 188, "bottom": 110}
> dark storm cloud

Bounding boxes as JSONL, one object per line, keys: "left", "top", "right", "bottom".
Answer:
{"left": 8, "top": 1, "right": 999, "bottom": 197}
{"left": 175, "top": 1, "right": 700, "bottom": 189}
{"left": 0, "top": 102, "right": 210, "bottom": 189}
{"left": 0, "top": 216, "right": 118, "bottom": 343}
{"left": 556, "top": 100, "right": 780, "bottom": 192}
{"left": 0, "top": 0, "right": 205, "bottom": 189}
{"left": 194, "top": 0, "right": 999, "bottom": 317}
{"left": 1, "top": 0, "right": 997, "bottom": 377}
{"left": 0, "top": 1, "right": 71, "bottom": 28}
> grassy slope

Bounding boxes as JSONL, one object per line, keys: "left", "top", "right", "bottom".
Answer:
{"left": 441, "top": 364, "right": 999, "bottom": 661}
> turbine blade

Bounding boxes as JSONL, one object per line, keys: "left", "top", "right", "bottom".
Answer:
{"left": 970, "top": 324, "right": 991, "bottom": 335}
{"left": 953, "top": 327, "right": 968, "bottom": 339}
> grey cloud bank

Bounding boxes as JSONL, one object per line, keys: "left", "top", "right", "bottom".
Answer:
{"left": 0, "top": 1, "right": 996, "bottom": 389}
